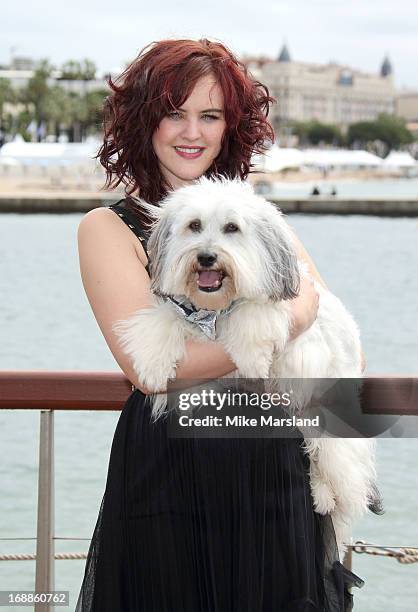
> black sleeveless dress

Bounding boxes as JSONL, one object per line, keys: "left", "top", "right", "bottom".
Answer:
{"left": 76, "top": 199, "right": 364, "bottom": 612}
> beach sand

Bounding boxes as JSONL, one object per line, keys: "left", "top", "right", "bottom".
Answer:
{"left": 0, "top": 166, "right": 406, "bottom": 197}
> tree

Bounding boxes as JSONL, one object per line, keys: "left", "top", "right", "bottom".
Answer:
{"left": 375, "top": 114, "right": 413, "bottom": 151}
{"left": 6, "top": 56, "right": 106, "bottom": 141}
{"left": 0, "top": 78, "right": 16, "bottom": 141}
{"left": 60, "top": 59, "right": 97, "bottom": 80}
{"left": 289, "top": 120, "right": 310, "bottom": 145}
{"left": 21, "top": 60, "right": 54, "bottom": 135}
{"left": 44, "top": 88, "right": 107, "bottom": 141}
{"left": 42, "top": 85, "right": 73, "bottom": 137}
{"left": 346, "top": 121, "right": 379, "bottom": 147}
{"left": 84, "top": 88, "right": 108, "bottom": 131}
{"left": 347, "top": 114, "right": 413, "bottom": 152}
{"left": 80, "top": 59, "right": 97, "bottom": 80}
{"left": 306, "top": 121, "right": 344, "bottom": 146}
{"left": 0, "top": 78, "right": 16, "bottom": 136}
{"left": 0, "top": 78, "right": 14, "bottom": 117}
{"left": 60, "top": 60, "right": 81, "bottom": 80}
{"left": 66, "top": 92, "right": 89, "bottom": 141}
{"left": 291, "top": 120, "right": 344, "bottom": 146}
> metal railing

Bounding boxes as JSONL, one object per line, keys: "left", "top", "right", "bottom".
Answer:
{"left": 0, "top": 372, "right": 417, "bottom": 612}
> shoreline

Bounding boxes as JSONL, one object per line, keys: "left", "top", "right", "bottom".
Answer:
{"left": 248, "top": 169, "right": 417, "bottom": 184}
{"left": 1, "top": 192, "right": 417, "bottom": 216}
{"left": 0, "top": 172, "right": 417, "bottom": 216}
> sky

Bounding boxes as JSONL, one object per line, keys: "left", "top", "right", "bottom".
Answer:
{"left": 2, "top": 0, "right": 418, "bottom": 90}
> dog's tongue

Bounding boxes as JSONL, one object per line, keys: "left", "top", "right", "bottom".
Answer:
{"left": 198, "top": 270, "right": 222, "bottom": 287}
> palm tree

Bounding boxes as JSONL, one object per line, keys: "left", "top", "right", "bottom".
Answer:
{"left": 21, "top": 60, "right": 54, "bottom": 140}
{"left": 0, "top": 78, "right": 16, "bottom": 137}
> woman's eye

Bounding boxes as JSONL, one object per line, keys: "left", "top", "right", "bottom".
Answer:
{"left": 189, "top": 220, "right": 202, "bottom": 232}
{"left": 167, "top": 111, "right": 183, "bottom": 120}
{"left": 224, "top": 223, "right": 239, "bottom": 233}
{"left": 202, "top": 114, "right": 219, "bottom": 122}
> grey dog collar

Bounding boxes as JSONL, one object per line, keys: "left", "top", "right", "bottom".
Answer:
{"left": 156, "top": 293, "right": 244, "bottom": 340}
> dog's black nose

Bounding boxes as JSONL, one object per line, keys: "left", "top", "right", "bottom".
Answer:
{"left": 197, "top": 252, "right": 217, "bottom": 267}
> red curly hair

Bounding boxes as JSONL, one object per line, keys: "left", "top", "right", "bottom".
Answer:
{"left": 99, "top": 38, "right": 275, "bottom": 209}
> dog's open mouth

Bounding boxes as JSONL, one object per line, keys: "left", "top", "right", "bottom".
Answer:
{"left": 196, "top": 269, "right": 226, "bottom": 292}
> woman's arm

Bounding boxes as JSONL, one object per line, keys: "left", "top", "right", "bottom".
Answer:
{"left": 291, "top": 231, "right": 328, "bottom": 289}
{"left": 78, "top": 209, "right": 347, "bottom": 395}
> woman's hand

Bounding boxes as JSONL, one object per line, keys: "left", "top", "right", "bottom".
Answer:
{"left": 288, "top": 275, "right": 320, "bottom": 341}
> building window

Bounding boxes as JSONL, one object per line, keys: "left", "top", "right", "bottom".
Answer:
{"left": 338, "top": 70, "right": 353, "bottom": 86}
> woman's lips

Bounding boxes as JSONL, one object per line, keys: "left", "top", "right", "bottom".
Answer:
{"left": 174, "top": 146, "right": 205, "bottom": 159}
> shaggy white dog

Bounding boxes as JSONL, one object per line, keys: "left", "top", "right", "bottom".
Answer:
{"left": 113, "top": 177, "right": 382, "bottom": 560}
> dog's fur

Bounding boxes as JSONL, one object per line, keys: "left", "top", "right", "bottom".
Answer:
{"left": 113, "top": 177, "right": 382, "bottom": 560}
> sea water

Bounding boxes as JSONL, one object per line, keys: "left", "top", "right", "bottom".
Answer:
{"left": 0, "top": 210, "right": 417, "bottom": 611}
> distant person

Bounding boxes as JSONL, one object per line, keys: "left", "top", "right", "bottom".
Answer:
{"left": 76, "top": 38, "right": 363, "bottom": 611}
{"left": 330, "top": 185, "right": 338, "bottom": 196}
{"left": 254, "top": 179, "right": 271, "bottom": 195}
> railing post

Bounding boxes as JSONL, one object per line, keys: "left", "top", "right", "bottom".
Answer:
{"left": 343, "top": 546, "right": 353, "bottom": 599}
{"left": 35, "top": 409, "right": 55, "bottom": 612}
{"left": 343, "top": 546, "right": 352, "bottom": 572}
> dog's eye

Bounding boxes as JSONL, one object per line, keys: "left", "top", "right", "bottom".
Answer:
{"left": 224, "top": 223, "right": 239, "bottom": 233}
{"left": 188, "top": 220, "right": 202, "bottom": 232}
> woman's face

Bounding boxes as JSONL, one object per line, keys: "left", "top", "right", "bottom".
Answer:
{"left": 152, "top": 74, "right": 226, "bottom": 190}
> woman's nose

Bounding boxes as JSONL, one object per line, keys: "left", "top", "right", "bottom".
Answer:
{"left": 181, "top": 118, "right": 202, "bottom": 140}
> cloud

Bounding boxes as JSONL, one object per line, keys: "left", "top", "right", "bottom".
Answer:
{"left": 1, "top": 0, "right": 417, "bottom": 89}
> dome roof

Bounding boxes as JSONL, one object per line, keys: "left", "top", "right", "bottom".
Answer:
{"left": 278, "top": 44, "right": 291, "bottom": 63}
{"left": 381, "top": 55, "right": 393, "bottom": 77}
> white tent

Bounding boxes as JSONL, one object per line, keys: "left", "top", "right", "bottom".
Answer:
{"left": 254, "top": 147, "right": 384, "bottom": 172}
{"left": 0, "top": 140, "right": 100, "bottom": 166}
{"left": 253, "top": 147, "right": 304, "bottom": 172}
{"left": 302, "top": 148, "right": 382, "bottom": 168}
{"left": 381, "top": 151, "right": 417, "bottom": 168}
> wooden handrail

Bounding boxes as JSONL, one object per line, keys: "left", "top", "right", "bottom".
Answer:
{"left": 0, "top": 371, "right": 417, "bottom": 414}
{"left": 0, "top": 370, "right": 133, "bottom": 410}
{"left": 0, "top": 369, "right": 417, "bottom": 606}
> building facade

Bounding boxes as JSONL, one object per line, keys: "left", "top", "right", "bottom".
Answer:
{"left": 396, "top": 91, "right": 418, "bottom": 137}
{"left": 396, "top": 91, "right": 418, "bottom": 122}
{"left": 246, "top": 45, "right": 396, "bottom": 131}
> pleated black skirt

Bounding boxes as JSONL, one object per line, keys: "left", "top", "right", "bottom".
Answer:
{"left": 76, "top": 389, "right": 362, "bottom": 611}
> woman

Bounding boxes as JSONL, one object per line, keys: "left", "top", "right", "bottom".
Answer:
{"left": 76, "top": 39, "right": 362, "bottom": 611}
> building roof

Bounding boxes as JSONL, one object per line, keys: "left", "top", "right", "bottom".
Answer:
{"left": 278, "top": 44, "right": 291, "bottom": 63}
{"left": 0, "top": 140, "right": 101, "bottom": 165}
{"left": 381, "top": 55, "right": 393, "bottom": 77}
{"left": 253, "top": 146, "right": 385, "bottom": 171}
{"left": 382, "top": 151, "right": 416, "bottom": 167}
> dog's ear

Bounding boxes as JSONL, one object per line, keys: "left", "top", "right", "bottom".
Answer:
{"left": 254, "top": 214, "right": 300, "bottom": 301}
{"left": 147, "top": 212, "right": 172, "bottom": 291}
{"left": 129, "top": 197, "right": 163, "bottom": 223}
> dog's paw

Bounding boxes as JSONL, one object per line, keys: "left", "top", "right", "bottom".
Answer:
{"left": 312, "top": 482, "right": 336, "bottom": 515}
{"left": 227, "top": 342, "right": 274, "bottom": 379}
{"left": 236, "top": 359, "right": 271, "bottom": 379}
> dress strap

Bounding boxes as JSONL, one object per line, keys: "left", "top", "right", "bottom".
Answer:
{"left": 108, "top": 200, "right": 150, "bottom": 274}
